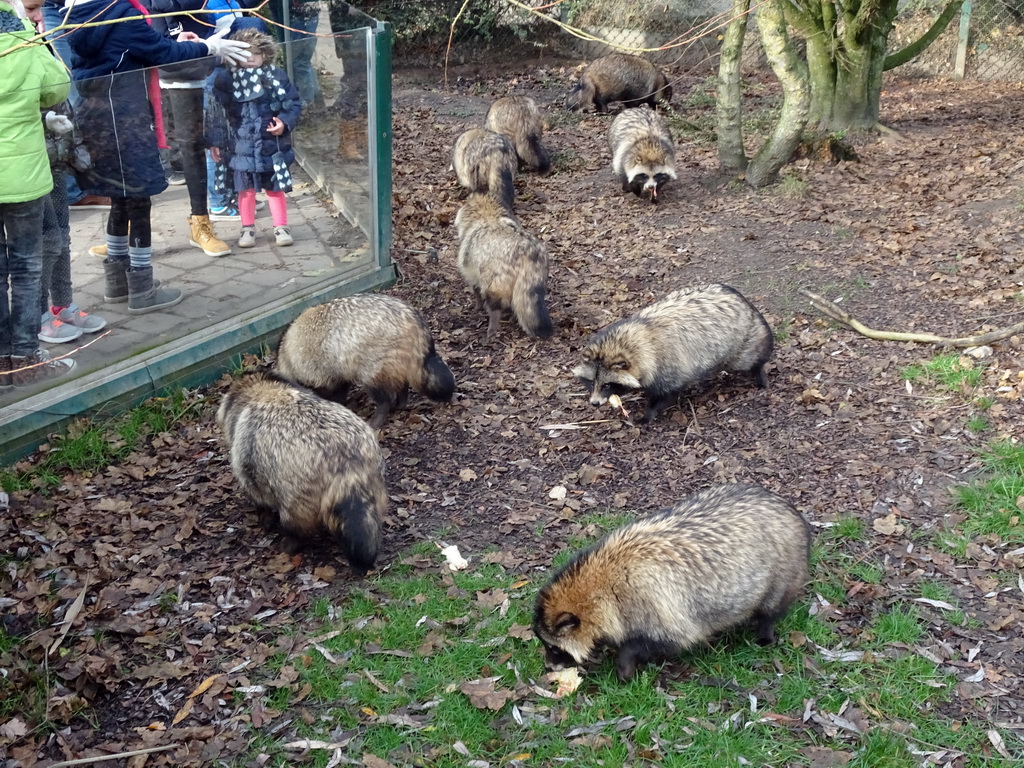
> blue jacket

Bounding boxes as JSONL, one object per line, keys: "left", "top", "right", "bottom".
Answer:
{"left": 65, "top": 0, "right": 209, "bottom": 79}
{"left": 208, "top": 65, "right": 301, "bottom": 177}
{"left": 65, "top": 0, "right": 209, "bottom": 197}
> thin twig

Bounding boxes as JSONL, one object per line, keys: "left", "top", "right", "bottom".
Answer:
{"left": 48, "top": 744, "right": 180, "bottom": 767}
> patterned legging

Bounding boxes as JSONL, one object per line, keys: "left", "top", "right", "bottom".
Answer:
{"left": 40, "top": 165, "right": 74, "bottom": 314}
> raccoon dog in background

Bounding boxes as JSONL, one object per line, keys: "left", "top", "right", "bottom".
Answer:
{"left": 217, "top": 373, "right": 386, "bottom": 573}
{"left": 452, "top": 127, "right": 518, "bottom": 211}
{"left": 565, "top": 52, "right": 672, "bottom": 113}
{"left": 608, "top": 106, "right": 676, "bottom": 202}
{"left": 455, "top": 193, "right": 553, "bottom": 341}
{"left": 573, "top": 283, "right": 773, "bottom": 423}
{"left": 533, "top": 483, "right": 811, "bottom": 681}
{"left": 485, "top": 95, "right": 550, "bottom": 174}
{"left": 275, "top": 294, "right": 456, "bottom": 429}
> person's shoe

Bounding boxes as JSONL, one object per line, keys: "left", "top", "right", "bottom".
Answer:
{"left": 167, "top": 170, "right": 186, "bottom": 186}
{"left": 274, "top": 226, "right": 293, "bottom": 247}
{"left": 188, "top": 215, "right": 232, "bottom": 257}
{"left": 56, "top": 304, "right": 107, "bottom": 334}
{"left": 69, "top": 195, "right": 112, "bottom": 209}
{"left": 89, "top": 244, "right": 107, "bottom": 258}
{"left": 239, "top": 227, "right": 256, "bottom": 248}
{"left": 38, "top": 311, "right": 84, "bottom": 344}
{"left": 0, "top": 356, "right": 11, "bottom": 390}
{"left": 209, "top": 205, "right": 241, "bottom": 221}
{"left": 255, "top": 198, "right": 267, "bottom": 212}
{"left": 127, "top": 266, "right": 184, "bottom": 315}
{"left": 11, "top": 349, "right": 76, "bottom": 387}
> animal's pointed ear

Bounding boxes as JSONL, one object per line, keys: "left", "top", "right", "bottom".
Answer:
{"left": 552, "top": 612, "right": 580, "bottom": 636}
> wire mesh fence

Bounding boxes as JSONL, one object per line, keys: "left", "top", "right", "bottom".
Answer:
{"left": 358, "top": 0, "right": 1023, "bottom": 82}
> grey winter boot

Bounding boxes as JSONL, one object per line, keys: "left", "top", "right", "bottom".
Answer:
{"left": 126, "top": 266, "right": 184, "bottom": 315}
{"left": 103, "top": 259, "right": 129, "bottom": 303}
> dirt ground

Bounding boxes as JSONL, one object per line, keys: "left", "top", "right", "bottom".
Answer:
{"left": 2, "top": 63, "right": 1024, "bottom": 765}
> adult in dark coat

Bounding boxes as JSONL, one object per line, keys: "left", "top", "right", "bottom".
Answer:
{"left": 64, "top": 0, "right": 249, "bottom": 314}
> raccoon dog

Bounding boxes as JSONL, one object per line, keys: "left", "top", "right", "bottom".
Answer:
{"left": 608, "top": 106, "right": 676, "bottom": 202}
{"left": 565, "top": 52, "right": 672, "bottom": 114}
{"left": 484, "top": 95, "right": 550, "bottom": 174}
{"left": 455, "top": 193, "right": 553, "bottom": 341}
{"left": 573, "top": 284, "right": 773, "bottom": 423}
{"left": 217, "top": 373, "right": 386, "bottom": 573}
{"left": 533, "top": 483, "right": 811, "bottom": 681}
{"left": 452, "top": 127, "right": 517, "bottom": 211}
{"left": 275, "top": 294, "right": 456, "bottom": 429}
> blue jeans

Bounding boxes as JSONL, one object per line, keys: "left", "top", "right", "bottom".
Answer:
{"left": 286, "top": 13, "right": 321, "bottom": 106}
{"left": 42, "top": 1, "right": 85, "bottom": 204}
{"left": 0, "top": 198, "right": 46, "bottom": 358}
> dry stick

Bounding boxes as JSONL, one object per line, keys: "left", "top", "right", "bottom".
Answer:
{"left": 799, "top": 289, "right": 1024, "bottom": 347}
{"left": 48, "top": 744, "right": 180, "bottom": 767}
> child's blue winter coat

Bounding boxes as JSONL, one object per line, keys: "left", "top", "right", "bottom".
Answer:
{"left": 208, "top": 66, "right": 301, "bottom": 182}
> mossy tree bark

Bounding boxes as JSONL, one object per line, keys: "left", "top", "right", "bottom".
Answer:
{"left": 716, "top": 0, "right": 751, "bottom": 176}
{"left": 745, "top": 0, "right": 810, "bottom": 187}
{"left": 785, "top": 0, "right": 900, "bottom": 131}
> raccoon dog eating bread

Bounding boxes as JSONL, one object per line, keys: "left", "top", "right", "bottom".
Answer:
{"left": 608, "top": 106, "right": 676, "bottom": 202}
{"left": 533, "top": 483, "right": 811, "bottom": 681}
{"left": 573, "top": 284, "right": 773, "bottom": 423}
{"left": 217, "top": 373, "right": 386, "bottom": 573}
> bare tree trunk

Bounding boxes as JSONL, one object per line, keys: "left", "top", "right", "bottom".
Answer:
{"left": 716, "top": 0, "right": 750, "bottom": 175}
{"left": 746, "top": 0, "right": 809, "bottom": 187}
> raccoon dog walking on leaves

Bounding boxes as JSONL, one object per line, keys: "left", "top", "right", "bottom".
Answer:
{"left": 533, "top": 483, "right": 811, "bottom": 681}
{"left": 485, "top": 95, "right": 550, "bottom": 174}
{"left": 452, "top": 128, "right": 518, "bottom": 211}
{"left": 276, "top": 295, "right": 455, "bottom": 429}
{"left": 609, "top": 106, "right": 676, "bottom": 202}
{"left": 573, "top": 283, "right": 773, "bottom": 423}
{"left": 566, "top": 52, "right": 672, "bottom": 113}
{"left": 217, "top": 373, "right": 386, "bottom": 573}
{"left": 455, "top": 193, "right": 553, "bottom": 341}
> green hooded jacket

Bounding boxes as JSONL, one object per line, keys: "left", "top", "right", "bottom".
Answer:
{"left": 0, "top": 0, "right": 71, "bottom": 204}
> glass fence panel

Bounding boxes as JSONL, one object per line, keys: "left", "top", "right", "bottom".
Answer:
{"left": 1, "top": 23, "right": 384, "bottom": 412}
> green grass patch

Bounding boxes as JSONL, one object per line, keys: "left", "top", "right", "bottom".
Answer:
{"left": 901, "top": 353, "right": 983, "bottom": 395}
{"left": 0, "top": 388, "right": 203, "bottom": 493}
{"left": 221, "top": 540, "right": 998, "bottom": 767}
{"left": 942, "top": 441, "right": 1024, "bottom": 557}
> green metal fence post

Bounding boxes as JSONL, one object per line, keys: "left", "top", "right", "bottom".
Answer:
{"left": 370, "top": 21, "right": 393, "bottom": 270}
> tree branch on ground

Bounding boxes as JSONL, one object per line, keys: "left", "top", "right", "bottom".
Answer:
{"left": 800, "top": 289, "right": 1024, "bottom": 346}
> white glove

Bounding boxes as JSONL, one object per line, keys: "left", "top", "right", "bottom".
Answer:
{"left": 45, "top": 111, "right": 74, "bottom": 135}
{"left": 203, "top": 27, "right": 251, "bottom": 66}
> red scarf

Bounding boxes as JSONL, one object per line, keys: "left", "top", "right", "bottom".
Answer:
{"left": 125, "top": 0, "right": 169, "bottom": 150}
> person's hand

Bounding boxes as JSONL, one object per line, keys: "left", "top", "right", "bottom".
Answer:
{"left": 45, "top": 111, "right": 74, "bottom": 135}
{"left": 267, "top": 117, "right": 285, "bottom": 136}
{"left": 204, "top": 27, "right": 251, "bottom": 65}
{"left": 177, "top": 31, "right": 200, "bottom": 42}
{"left": 210, "top": 147, "right": 222, "bottom": 163}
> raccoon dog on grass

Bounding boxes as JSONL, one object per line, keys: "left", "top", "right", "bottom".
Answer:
{"left": 609, "top": 106, "right": 676, "bottom": 202}
{"left": 275, "top": 294, "right": 455, "bottom": 429}
{"left": 533, "top": 483, "right": 811, "bottom": 681}
{"left": 452, "top": 127, "right": 517, "bottom": 211}
{"left": 455, "top": 193, "right": 553, "bottom": 341}
{"left": 566, "top": 52, "right": 672, "bottom": 113}
{"left": 217, "top": 373, "right": 386, "bottom": 573}
{"left": 485, "top": 95, "right": 550, "bottom": 174}
{"left": 573, "top": 283, "right": 773, "bottom": 423}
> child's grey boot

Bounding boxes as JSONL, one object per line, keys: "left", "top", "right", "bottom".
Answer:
{"left": 126, "top": 266, "right": 184, "bottom": 315}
